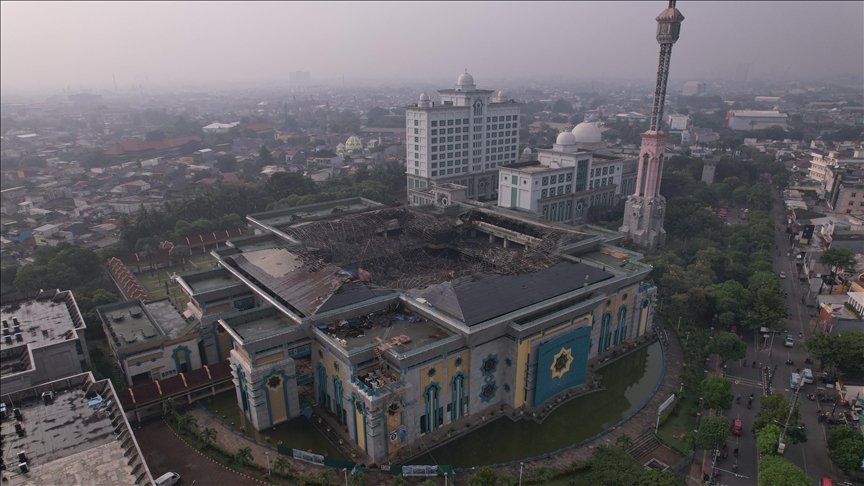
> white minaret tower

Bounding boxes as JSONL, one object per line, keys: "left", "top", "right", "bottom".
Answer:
{"left": 619, "top": 0, "right": 684, "bottom": 249}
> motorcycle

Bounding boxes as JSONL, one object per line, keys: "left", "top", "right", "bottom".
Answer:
{"left": 747, "top": 400, "right": 752, "bottom": 409}
{"left": 807, "top": 394, "right": 816, "bottom": 401}
{"left": 786, "top": 359, "right": 794, "bottom": 365}
{"left": 805, "top": 357, "right": 813, "bottom": 364}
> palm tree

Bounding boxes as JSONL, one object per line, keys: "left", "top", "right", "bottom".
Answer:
{"left": 177, "top": 414, "right": 191, "bottom": 431}
{"left": 162, "top": 398, "right": 179, "bottom": 421}
{"left": 616, "top": 433, "right": 634, "bottom": 450}
{"left": 236, "top": 446, "right": 254, "bottom": 467}
{"left": 199, "top": 427, "right": 217, "bottom": 449}
{"left": 317, "top": 468, "right": 335, "bottom": 486}
{"left": 498, "top": 475, "right": 518, "bottom": 486}
{"left": 533, "top": 467, "right": 549, "bottom": 485}
{"left": 273, "top": 456, "right": 291, "bottom": 484}
{"left": 349, "top": 472, "right": 366, "bottom": 486}
{"left": 389, "top": 475, "right": 408, "bottom": 486}
{"left": 170, "top": 244, "right": 191, "bottom": 271}
{"left": 183, "top": 414, "right": 198, "bottom": 433}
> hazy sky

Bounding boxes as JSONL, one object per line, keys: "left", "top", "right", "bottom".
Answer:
{"left": 2, "top": 1, "right": 862, "bottom": 94}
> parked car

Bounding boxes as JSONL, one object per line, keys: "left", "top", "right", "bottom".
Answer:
{"left": 802, "top": 368, "right": 814, "bottom": 384}
{"left": 784, "top": 335, "right": 795, "bottom": 347}
{"left": 779, "top": 271, "right": 787, "bottom": 279}
{"left": 155, "top": 472, "right": 181, "bottom": 486}
{"left": 731, "top": 419, "right": 743, "bottom": 436}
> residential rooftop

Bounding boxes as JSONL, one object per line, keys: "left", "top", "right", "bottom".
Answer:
{"left": 0, "top": 373, "right": 153, "bottom": 485}
{"left": 1, "top": 290, "right": 84, "bottom": 352}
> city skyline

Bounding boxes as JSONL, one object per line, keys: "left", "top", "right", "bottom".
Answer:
{"left": 2, "top": 1, "right": 862, "bottom": 96}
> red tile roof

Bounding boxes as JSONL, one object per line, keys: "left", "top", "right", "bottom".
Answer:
{"left": 118, "top": 360, "right": 234, "bottom": 411}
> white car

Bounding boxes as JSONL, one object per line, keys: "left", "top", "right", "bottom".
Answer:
{"left": 784, "top": 336, "right": 795, "bottom": 348}
{"left": 779, "top": 271, "right": 786, "bottom": 279}
{"left": 155, "top": 472, "right": 181, "bottom": 486}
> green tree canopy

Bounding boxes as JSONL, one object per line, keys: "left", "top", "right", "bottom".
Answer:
{"left": 700, "top": 376, "right": 734, "bottom": 411}
{"left": 694, "top": 416, "right": 730, "bottom": 450}
{"left": 758, "top": 455, "right": 811, "bottom": 486}
{"left": 468, "top": 466, "right": 497, "bottom": 486}
{"left": 804, "top": 330, "right": 864, "bottom": 376}
{"left": 753, "top": 393, "right": 805, "bottom": 444}
{"left": 586, "top": 445, "right": 643, "bottom": 486}
{"left": 820, "top": 247, "right": 858, "bottom": 274}
{"left": 827, "top": 425, "right": 864, "bottom": 471}
{"left": 637, "top": 469, "right": 685, "bottom": 486}
{"left": 756, "top": 423, "right": 782, "bottom": 455}
{"left": 709, "top": 332, "right": 747, "bottom": 362}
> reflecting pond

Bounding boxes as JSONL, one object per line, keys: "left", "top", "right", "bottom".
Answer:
{"left": 203, "top": 391, "right": 344, "bottom": 459}
{"left": 410, "top": 342, "right": 663, "bottom": 468}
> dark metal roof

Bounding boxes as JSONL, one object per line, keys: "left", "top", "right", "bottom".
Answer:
{"left": 415, "top": 261, "right": 613, "bottom": 326}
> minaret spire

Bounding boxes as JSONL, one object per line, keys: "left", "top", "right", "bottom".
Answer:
{"left": 619, "top": 1, "right": 685, "bottom": 249}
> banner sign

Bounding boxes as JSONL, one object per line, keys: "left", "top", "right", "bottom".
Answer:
{"left": 293, "top": 449, "right": 325, "bottom": 466}
{"left": 403, "top": 465, "right": 439, "bottom": 477}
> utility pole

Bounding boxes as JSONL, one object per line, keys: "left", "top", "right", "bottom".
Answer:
{"left": 777, "top": 373, "right": 805, "bottom": 454}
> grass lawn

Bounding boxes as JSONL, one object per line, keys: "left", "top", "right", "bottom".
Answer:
{"left": 656, "top": 392, "right": 699, "bottom": 455}
{"left": 131, "top": 252, "right": 218, "bottom": 310}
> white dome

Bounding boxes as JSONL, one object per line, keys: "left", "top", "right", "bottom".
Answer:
{"left": 556, "top": 131, "right": 577, "bottom": 145}
{"left": 523, "top": 147, "right": 532, "bottom": 154}
{"left": 497, "top": 89, "right": 510, "bottom": 100}
{"left": 345, "top": 136, "right": 363, "bottom": 153}
{"left": 571, "top": 122, "right": 602, "bottom": 143}
{"left": 419, "top": 92, "right": 430, "bottom": 102}
{"left": 457, "top": 71, "right": 474, "bottom": 86}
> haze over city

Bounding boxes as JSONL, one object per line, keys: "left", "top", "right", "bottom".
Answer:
{"left": 2, "top": 1, "right": 862, "bottom": 96}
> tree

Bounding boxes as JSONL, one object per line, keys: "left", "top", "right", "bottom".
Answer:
{"left": 498, "top": 474, "right": 518, "bottom": 486}
{"left": 215, "top": 153, "right": 238, "bottom": 173}
{"left": 236, "top": 446, "right": 254, "bottom": 467}
{"left": 758, "top": 455, "right": 811, "bottom": 486}
{"left": 772, "top": 171, "right": 789, "bottom": 188}
{"left": 755, "top": 424, "right": 782, "bottom": 455}
{"left": 199, "top": 427, "right": 217, "bottom": 449}
{"left": 468, "top": 466, "right": 497, "bottom": 486}
{"left": 162, "top": 398, "right": 179, "bottom": 421}
{"left": 753, "top": 394, "right": 805, "bottom": 444}
{"left": 145, "top": 129, "right": 166, "bottom": 142}
{"left": 350, "top": 472, "right": 367, "bottom": 486}
{"left": 820, "top": 247, "right": 857, "bottom": 275}
{"left": 615, "top": 433, "right": 634, "bottom": 449}
{"left": 317, "top": 468, "right": 335, "bottom": 486}
{"left": 827, "top": 425, "right": 864, "bottom": 471}
{"left": 805, "top": 330, "right": 864, "bottom": 377}
{"left": 169, "top": 245, "right": 191, "bottom": 271}
{"left": 273, "top": 456, "right": 291, "bottom": 484}
{"left": 552, "top": 99, "right": 573, "bottom": 114}
{"left": 694, "top": 416, "right": 730, "bottom": 450}
{"left": 585, "top": 445, "right": 643, "bottom": 486}
{"left": 389, "top": 475, "right": 408, "bottom": 486}
{"left": 709, "top": 333, "right": 747, "bottom": 362}
{"left": 637, "top": 469, "right": 685, "bottom": 486}
{"left": 700, "top": 376, "right": 734, "bottom": 411}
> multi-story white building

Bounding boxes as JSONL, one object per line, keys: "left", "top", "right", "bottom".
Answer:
{"left": 725, "top": 110, "right": 788, "bottom": 131}
{"left": 809, "top": 149, "right": 864, "bottom": 183}
{"left": 498, "top": 128, "right": 635, "bottom": 224}
{"left": 682, "top": 81, "right": 706, "bottom": 96}
{"left": 667, "top": 114, "right": 689, "bottom": 131}
{"left": 405, "top": 72, "right": 520, "bottom": 204}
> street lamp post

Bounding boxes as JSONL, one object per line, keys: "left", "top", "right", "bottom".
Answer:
{"left": 343, "top": 468, "right": 348, "bottom": 486}
{"left": 265, "top": 452, "right": 270, "bottom": 475}
{"left": 445, "top": 472, "right": 449, "bottom": 486}
{"left": 519, "top": 462, "right": 524, "bottom": 486}
{"left": 685, "top": 331, "right": 691, "bottom": 343}
{"left": 677, "top": 316, "right": 682, "bottom": 331}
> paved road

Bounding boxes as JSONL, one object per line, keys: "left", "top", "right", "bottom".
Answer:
{"left": 135, "top": 420, "right": 260, "bottom": 486}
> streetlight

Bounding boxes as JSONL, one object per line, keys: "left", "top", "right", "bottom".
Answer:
{"left": 343, "top": 468, "right": 348, "bottom": 486}
{"left": 685, "top": 331, "right": 690, "bottom": 343}
{"left": 677, "top": 316, "right": 682, "bottom": 331}
{"left": 444, "top": 472, "right": 449, "bottom": 486}
{"left": 265, "top": 452, "right": 270, "bottom": 475}
{"left": 519, "top": 462, "right": 524, "bottom": 486}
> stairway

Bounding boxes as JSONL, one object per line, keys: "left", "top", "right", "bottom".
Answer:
{"left": 626, "top": 430, "right": 661, "bottom": 461}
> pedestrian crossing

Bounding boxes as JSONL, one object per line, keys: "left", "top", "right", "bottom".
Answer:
{"left": 725, "top": 374, "right": 763, "bottom": 389}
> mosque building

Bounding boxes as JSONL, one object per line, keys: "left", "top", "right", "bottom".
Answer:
{"left": 175, "top": 196, "right": 658, "bottom": 464}
{"left": 497, "top": 116, "right": 638, "bottom": 224}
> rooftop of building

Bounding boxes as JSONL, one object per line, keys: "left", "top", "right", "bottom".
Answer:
{"left": 97, "top": 298, "right": 195, "bottom": 349}
{"left": 0, "top": 344, "right": 33, "bottom": 377}
{"left": 220, "top": 305, "right": 298, "bottom": 342}
{"left": 216, "top": 201, "right": 632, "bottom": 327}
{"left": 0, "top": 373, "right": 152, "bottom": 485}
{"left": 177, "top": 266, "right": 243, "bottom": 294}
{"left": 0, "top": 290, "right": 84, "bottom": 352}
{"left": 317, "top": 304, "right": 456, "bottom": 352}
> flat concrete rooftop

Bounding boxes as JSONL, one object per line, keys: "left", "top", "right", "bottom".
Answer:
{"left": 144, "top": 300, "right": 194, "bottom": 340}
{"left": 99, "top": 300, "right": 163, "bottom": 348}
{"left": 0, "top": 385, "right": 139, "bottom": 485}
{"left": 222, "top": 307, "right": 297, "bottom": 342}
{"left": 1, "top": 296, "right": 79, "bottom": 352}
{"left": 181, "top": 267, "right": 241, "bottom": 293}
{"left": 317, "top": 312, "right": 455, "bottom": 352}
